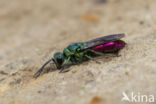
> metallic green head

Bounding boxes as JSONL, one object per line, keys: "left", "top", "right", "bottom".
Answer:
{"left": 53, "top": 52, "right": 65, "bottom": 69}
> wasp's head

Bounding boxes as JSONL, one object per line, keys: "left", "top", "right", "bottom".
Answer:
{"left": 53, "top": 52, "right": 65, "bottom": 69}
{"left": 34, "top": 52, "right": 65, "bottom": 78}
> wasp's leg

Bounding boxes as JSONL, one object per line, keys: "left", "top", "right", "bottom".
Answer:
{"left": 71, "top": 53, "right": 83, "bottom": 64}
{"left": 59, "top": 56, "right": 71, "bottom": 73}
{"left": 70, "top": 56, "right": 78, "bottom": 63}
{"left": 113, "top": 50, "right": 121, "bottom": 57}
{"left": 90, "top": 50, "right": 104, "bottom": 56}
{"left": 85, "top": 54, "right": 101, "bottom": 64}
{"left": 59, "top": 67, "right": 70, "bottom": 73}
{"left": 91, "top": 50, "right": 121, "bottom": 57}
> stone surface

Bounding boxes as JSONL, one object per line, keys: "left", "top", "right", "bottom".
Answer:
{"left": 0, "top": 0, "right": 156, "bottom": 104}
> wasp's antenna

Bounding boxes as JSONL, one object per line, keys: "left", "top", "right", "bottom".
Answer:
{"left": 34, "top": 58, "right": 54, "bottom": 78}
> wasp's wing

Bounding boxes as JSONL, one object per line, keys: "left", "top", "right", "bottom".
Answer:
{"left": 80, "top": 33, "right": 125, "bottom": 51}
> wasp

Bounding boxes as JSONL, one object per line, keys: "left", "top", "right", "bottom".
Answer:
{"left": 34, "top": 33, "right": 126, "bottom": 78}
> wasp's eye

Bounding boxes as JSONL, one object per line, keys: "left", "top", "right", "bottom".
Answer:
{"left": 56, "top": 57, "right": 63, "bottom": 64}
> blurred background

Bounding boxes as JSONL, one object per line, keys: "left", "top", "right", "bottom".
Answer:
{"left": 0, "top": 0, "right": 156, "bottom": 104}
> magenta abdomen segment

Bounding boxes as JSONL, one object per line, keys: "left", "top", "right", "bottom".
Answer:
{"left": 93, "top": 40, "right": 125, "bottom": 52}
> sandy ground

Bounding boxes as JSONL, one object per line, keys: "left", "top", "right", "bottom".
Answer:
{"left": 0, "top": 0, "right": 156, "bottom": 104}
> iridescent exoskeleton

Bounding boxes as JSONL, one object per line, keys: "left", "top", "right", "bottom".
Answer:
{"left": 34, "top": 33, "right": 126, "bottom": 78}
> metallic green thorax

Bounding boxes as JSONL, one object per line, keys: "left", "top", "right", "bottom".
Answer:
{"left": 64, "top": 43, "right": 84, "bottom": 57}
{"left": 53, "top": 43, "right": 91, "bottom": 69}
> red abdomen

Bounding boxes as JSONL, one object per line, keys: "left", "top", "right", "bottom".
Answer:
{"left": 93, "top": 40, "right": 126, "bottom": 52}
